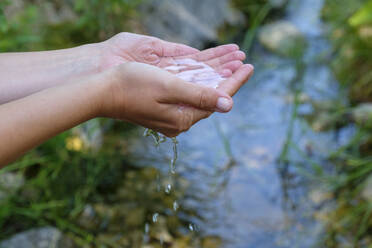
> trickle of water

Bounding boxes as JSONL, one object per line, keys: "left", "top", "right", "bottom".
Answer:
{"left": 144, "top": 129, "right": 166, "bottom": 147}
{"left": 169, "top": 137, "right": 178, "bottom": 174}
{"left": 142, "top": 60, "right": 223, "bottom": 243}
{"left": 152, "top": 213, "right": 159, "bottom": 223}
{"left": 173, "top": 201, "right": 179, "bottom": 211}
{"left": 165, "top": 184, "right": 172, "bottom": 194}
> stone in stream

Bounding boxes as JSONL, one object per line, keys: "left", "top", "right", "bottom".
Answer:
{"left": 310, "top": 112, "right": 340, "bottom": 132}
{"left": 140, "top": 0, "right": 244, "bottom": 49}
{"left": 258, "top": 21, "right": 307, "bottom": 57}
{"left": 351, "top": 103, "right": 372, "bottom": 127}
{"left": 0, "top": 227, "right": 76, "bottom": 248}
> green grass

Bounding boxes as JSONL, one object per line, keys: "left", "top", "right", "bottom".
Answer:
{"left": 317, "top": 1, "right": 372, "bottom": 246}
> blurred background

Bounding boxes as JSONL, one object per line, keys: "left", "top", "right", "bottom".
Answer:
{"left": 0, "top": 0, "right": 372, "bottom": 247}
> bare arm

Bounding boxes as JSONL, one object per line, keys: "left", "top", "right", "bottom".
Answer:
{"left": 0, "top": 62, "right": 253, "bottom": 167}
{"left": 0, "top": 32, "right": 247, "bottom": 104}
{"left": 0, "top": 73, "right": 103, "bottom": 166}
{"left": 0, "top": 45, "right": 101, "bottom": 104}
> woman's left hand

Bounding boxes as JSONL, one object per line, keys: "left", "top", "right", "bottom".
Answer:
{"left": 96, "top": 32, "right": 247, "bottom": 78}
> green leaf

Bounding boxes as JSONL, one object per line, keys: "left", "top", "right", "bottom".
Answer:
{"left": 349, "top": 0, "right": 372, "bottom": 27}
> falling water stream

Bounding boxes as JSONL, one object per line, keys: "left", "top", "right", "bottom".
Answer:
{"left": 143, "top": 58, "right": 226, "bottom": 245}
{"left": 126, "top": 0, "right": 353, "bottom": 247}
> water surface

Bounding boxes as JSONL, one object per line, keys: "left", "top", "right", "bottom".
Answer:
{"left": 126, "top": 0, "right": 352, "bottom": 247}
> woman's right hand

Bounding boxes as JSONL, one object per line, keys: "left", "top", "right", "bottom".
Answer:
{"left": 95, "top": 62, "right": 253, "bottom": 137}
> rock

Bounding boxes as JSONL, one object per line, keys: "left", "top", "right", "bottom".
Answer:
{"left": 351, "top": 103, "right": 372, "bottom": 127}
{"left": 4, "top": 0, "right": 76, "bottom": 25}
{"left": 140, "top": 0, "right": 243, "bottom": 49}
{"left": 310, "top": 112, "right": 339, "bottom": 132}
{"left": 284, "top": 92, "right": 311, "bottom": 104}
{"left": 0, "top": 227, "right": 75, "bottom": 248}
{"left": 258, "top": 21, "right": 307, "bottom": 57}
{"left": 362, "top": 174, "right": 372, "bottom": 202}
{"left": 0, "top": 172, "right": 25, "bottom": 203}
{"left": 77, "top": 204, "right": 98, "bottom": 229}
{"left": 309, "top": 189, "right": 333, "bottom": 205}
{"left": 125, "top": 207, "right": 146, "bottom": 227}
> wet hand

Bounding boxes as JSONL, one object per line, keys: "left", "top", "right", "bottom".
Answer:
{"left": 96, "top": 62, "right": 236, "bottom": 137}
{"left": 96, "top": 33, "right": 247, "bottom": 78}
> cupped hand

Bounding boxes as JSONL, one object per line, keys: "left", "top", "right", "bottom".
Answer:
{"left": 96, "top": 62, "right": 252, "bottom": 137}
{"left": 97, "top": 32, "right": 247, "bottom": 77}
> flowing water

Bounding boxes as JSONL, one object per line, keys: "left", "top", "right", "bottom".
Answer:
{"left": 126, "top": 0, "right": 353, "bottom": 247}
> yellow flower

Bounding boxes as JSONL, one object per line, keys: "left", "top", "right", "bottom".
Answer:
{"left": 66, "top": 136, "right": 83, "bottom": 151}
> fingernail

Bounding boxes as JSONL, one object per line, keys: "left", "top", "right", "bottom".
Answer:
{"left": 216, "top": 97, "right": 232, "bottom": 112}
{"left": 247, "top": 64, "right": 254, "bottom": 70}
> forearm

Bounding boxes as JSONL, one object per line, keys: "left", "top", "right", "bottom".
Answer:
{"left": 0, "top": 44, "right": 102, "bottom": 104}
{"left": 0, "top": 75, "right": 104, "bottom": 167}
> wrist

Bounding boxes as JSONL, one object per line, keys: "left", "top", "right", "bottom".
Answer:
{"left": 69, "top": 43, "right": 105, "bottom": 74}
{"left": 87, "top": 68, "right": 121, "bottom": 118}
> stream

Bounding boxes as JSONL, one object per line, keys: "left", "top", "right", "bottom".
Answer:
{"left": 125, "top": 0, "right": 353, "bottom": 247}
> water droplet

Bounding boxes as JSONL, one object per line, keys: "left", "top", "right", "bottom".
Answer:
{"left": 188, "top": 223, "right": 198, "bottom": 232}
{"left": 144, "top": 223, "right": 149, "bottom": 233}
{"left": 152, "top": 213, "right": 159, "bottom": 223}
{"left": 165, "top": 184, "right": 172, "bottom": 194}
{"left": 173, "top": 201, "right": 179, "bottom": 211}
{"left": 189, "top": 223, "right": 194, "bottom": 232}
{"left": 160, "top": 237, "right": 164, "bottom": 246}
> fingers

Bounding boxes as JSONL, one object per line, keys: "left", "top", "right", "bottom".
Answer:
{"left": 165, "top": 64, "right": 204, "bottom": 74}
{"left": 161, "top": 41, "right": 200, "bottom": 57}
{"left": 217, "top": 64, "right": 255, "bottom": 96}
{"left": 181, "top": 44, "right": 239, "bottom": 62}
{"left": 206, "top": 50, "right": 246, "bottom": 68}
{"left": 217, "top": 60, "right": 244, "bottom": 76}
{"left": 219, "top": 69, "right": 233, "bottom": 77}
{"left": 162, "top": 77, "right": 233, "bottom": 113}
{"left": 165, "top": 107, "right": 212, "bottom": 137}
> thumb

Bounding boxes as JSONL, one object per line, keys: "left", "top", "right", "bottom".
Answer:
{"left": 164, "top": 78, "right": 234, "bottom": 113}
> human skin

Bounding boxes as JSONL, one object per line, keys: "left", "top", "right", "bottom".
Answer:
{"left": 0, "top": 33, "right": 247, "bottom": 104}
{"left": 0, "top": 33, "right": 253, "bottom": 167}
{"left": 0, "top": 62, "right": 253, "bottom": 167}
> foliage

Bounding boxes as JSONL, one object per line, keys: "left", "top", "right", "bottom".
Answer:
{"left": 349, "top": 0, "right": 372, "bottom": 27}
{"left": 320, "top": 0, "right": 372, "bottom": 246}
{"left": 323, "top": 0, "right": 372, "bottom": 104}
{"left": 0, "top": 0, "right": 142, "bottom": 51}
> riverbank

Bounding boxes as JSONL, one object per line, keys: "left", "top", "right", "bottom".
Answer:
{"left": 319, "top": 0, "right": 372, "bottom": 247}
